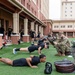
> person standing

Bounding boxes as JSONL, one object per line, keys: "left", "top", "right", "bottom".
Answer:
{"left": 37, "top": 31, "right": 41, "bottom": 40}
{"left": 20, "top": 29, "right": 24, "bottom": 41}
{"left": 0, "top": 25, "right": 5, "bottom": 38}
{"left": 8, "top": 26, "right": 13, "bottom": 42}
{"left": 29, "top": 30, "right": 36, "bottom": 44}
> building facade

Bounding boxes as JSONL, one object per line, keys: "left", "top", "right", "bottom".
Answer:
{"left": 52, "top": 20, "right": 75, "bottom": 37}
{"left": 0, "top": 0, "right": 52, "bottom": 46}
{"left": 61, "top": 0, "right": 75, "bottom": 20}
{"left": 41, "top": 0, "right": 49, "bottom": 19}
{"left": 52, "top": 0, "right": 75, "bottom": 38}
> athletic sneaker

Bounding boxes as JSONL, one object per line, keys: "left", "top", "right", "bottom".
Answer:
{"left": 13, "top": 48, "right": 17, "bottom": 54}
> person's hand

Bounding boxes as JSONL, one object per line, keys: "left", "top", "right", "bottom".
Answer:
{"left": 54, "top": 42, "right": 57, "bottom": 45}
{"left": 39, "top": 53, "right": 41, "bottom": 55}
{"left": 31, "top": 66, "right": 38, "bottom": 68}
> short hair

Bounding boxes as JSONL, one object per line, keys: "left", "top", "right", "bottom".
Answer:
{"left": 42, "top": 38, "right": 47, "bottom": 41}
{"left": 39, "top": 54, "right": 46, "bottom": 59}
{"left": 46, "top": 42, "right": 49, "bottom": 45}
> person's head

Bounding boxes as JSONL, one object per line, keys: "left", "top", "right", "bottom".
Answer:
{"left": 44, "top": 43, "right": 49, "bottom": 49}
{"left": 60, "top": 34, "right": 65, "bottom": 39}
{"left": 59, "top": 31, "right": 64, "bottom": 36}
{"left": 43, "top": 38, "right": 47, "bottom": 42}
{"left": 39, "top": 54, "right": 46, "bottom": 62}
{"left": 58, "top": 31, "right": 64, "bottom": 39}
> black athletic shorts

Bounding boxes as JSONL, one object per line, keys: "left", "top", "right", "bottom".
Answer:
{"left": 8, "top": 33, "right": 11, "bottom": 37}
{"left": 12, "top": 58, "right": 28, "bottom": 66}
{"left": 28, "top": 45, "right": 38, "bottom": 53}
{"left": 31, "top": 35, "right": 34, "bottom": 38}
{"left": 28, "top": 47, "right": 35, "bottom": 53}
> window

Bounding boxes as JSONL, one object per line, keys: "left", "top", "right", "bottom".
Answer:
{"left": 61, "top": 26, "right": 62, "bottom": 28}
{"left": 0, "top": 19, "right": 4, "bottom": 27}
{"left": 57, "top": 26, "right": 58, "bottom": 28}
{"left": 65, "top": 15, "right": 67, "bottom": 17}
{"left": 65, "top": 11, "right": 66, "bottom": 13}
{"left": 65, "top": 3, "right": 67, "bottom": 5}
{"left": 65, "top": 7, "right": 67, "bottom": 9}
{"left": 21, "top": 0, "right": 25, "bottom": 6}
{"left": 70, "top": 11, "right": 72, "bottom": 13}
{"left": 70, "top": 25, "right": 72, "bottom": 28}
{"left": 70, "top": 7, "right": 72, "bottom": 9}
{"left": 5, "top": 20, "right": 9, "bottom": 31}
{"left": 63, "top": 26, "right": 65, "bottom": 28}
{"left": 27, "top": 3, "right": 30, "bottom": 10}
{"left": 54, "top": 25, "right": 59, "bottom": 28}
{"left": 68, "top": 25, "right": 72, "bottom": 28}
{"left": 31, "top": 8, "right": 34, "bottom": 13}
{"left": 70, "top": 3, "right": 72, "bottom": 5}
{"left": 35, "top": 11, "right": 36, "bottom": 16}
{"left": 61, "top": 25, "right": 65, "bottom": 28}
{"left": 54, "top": 26, "right": 56, "bottom": 28}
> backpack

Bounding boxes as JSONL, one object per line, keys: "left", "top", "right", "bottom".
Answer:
{"left": 44, "top": 62, "right": 52, "bottom": 74}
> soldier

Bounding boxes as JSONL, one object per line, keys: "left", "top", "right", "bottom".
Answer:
{"left": 55, "top": 33, "right": 60, "bottom": 42}
{"left": 54, "top": 32, "right": 71, "bottom": 56}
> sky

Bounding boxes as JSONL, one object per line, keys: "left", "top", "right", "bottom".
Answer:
{"left": 49, "top": 0, "right": 61, "bottom": 20}
{"left": 49, "top": 0, "right": 75, "bottom": 20}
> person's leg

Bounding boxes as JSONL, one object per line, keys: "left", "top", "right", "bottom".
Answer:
{"left": 20, "top": 47, "right": 28, "bottom": 51}
{"left": 8, "top": 36, "right": 10, "bottom": 42}
{"left": 13, "top": 47, "right": 28, "bottom": 54}
{"left": 55, "top": 44, "right": 61, "bottom": 56}
{"left": 65, "top": 46, "right": 71, "bottom": 55}
{"left": 31, "top": 38, "right": 34, "bottom": 44}
{"left": 9, "top": 36, "right": 11, "bottom": 42}
{"left": 60, "top": 45, "right": 66, "bottom": 56}
{"left": 0, "top": 57, "right": 13, "bottom": 65}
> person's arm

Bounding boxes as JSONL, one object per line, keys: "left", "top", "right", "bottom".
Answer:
{"left": 30, "top": 55, "right": 34, "bottom": 58}
{"left": 26, "top": 57, "right": 38, "bottom": 68}
{"left": 38, "top": 47, "right": 42, "bottom": 55}
{"left": 58, "top": 39, "right": 68, "bottom": 45}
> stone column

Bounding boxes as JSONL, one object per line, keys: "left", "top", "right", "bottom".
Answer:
{"left": 23, "top": 18, "right": 29, "bottom": 42}
{"left": 31, "top": 22, "right": 34, "bottom": 30}
{"left": 35, "top": 24, "right": 38, "bottom": 35}
{"left": 24, "top": 18, "right": 28, "bottom": 35}
{"left": 39, "top": 26, "right": 42, "bottom": 37}
{"left": 11, "top": 13, "right": 19, "bottom": 44}
{"left": 39, "top": 26, "right": 41, "bottom": 32}
{"left": 13, "top": 13, "right": 19, "bottom": 33}
{"left": 41, "top": 27, "right": 43, "bottom": 36}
